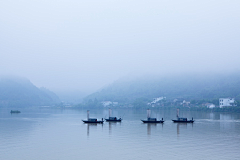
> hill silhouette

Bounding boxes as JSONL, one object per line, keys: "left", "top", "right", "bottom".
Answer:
{"left": 84, "top": 72, "right": 240, "bottom": 104}
{"left": 0, "top": 76, "right": 60, "bottom": 107}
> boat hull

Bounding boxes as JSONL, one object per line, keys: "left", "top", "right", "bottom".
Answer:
{"left": 105, "top": 119, "right": 122, "bottom": 122}
{"left": 172, "top": 120, "right": 194, "bottom": 123}
{"left": 82, "top": 120, "right": 104, "bottom": 124}
{"left": 10, "top": 110, "right": 21, "bottom": 113}
{"left": 141, "top": 120, "right": 164, "bottom": 123}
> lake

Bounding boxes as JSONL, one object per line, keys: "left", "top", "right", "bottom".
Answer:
{"left": 0, "top": 107, "right": 240, "bottom": 160}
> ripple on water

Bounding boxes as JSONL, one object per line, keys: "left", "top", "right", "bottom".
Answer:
{"left": 0, "top": 109, "right": 240, "bottom": 160}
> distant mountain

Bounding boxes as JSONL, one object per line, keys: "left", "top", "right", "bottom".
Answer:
{"left": 0, "top": 76, "right": 60, "bottom": 107}
{"left": 54, "top": 90, "right": 88, "bottom": 104}
{"left": 84, "top": 72, "right": 240, "bottom": 103}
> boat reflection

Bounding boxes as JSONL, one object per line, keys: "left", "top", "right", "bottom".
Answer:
{"left": 147, "top": 123, "right": 156, "bottom": 135}
{"left": 108, "top": 122, "right": 118, "bottom": 135}
{"left": 176, "top": 123, "right": 193, "bottom": 135}
{"left": 145, "top": 123, "right": 163, "bottom": 135}
{"left": 86, "top": 123, "right": 100, "bottom": 136}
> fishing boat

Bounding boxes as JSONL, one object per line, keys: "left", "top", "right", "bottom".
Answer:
{"left": 10, "top": 110, "right": 21, "bottom": 113}
{"left": 82, "top": 110, "right": 104, "bottom": 123}
{"left": 105, "top": 109, "right": 122, "bottom": 122}
{"left": 172, "top": 109, "right": 194, "bottom": 123}
{"left": 141, "top": 109, "right": 164, "bottom": 123}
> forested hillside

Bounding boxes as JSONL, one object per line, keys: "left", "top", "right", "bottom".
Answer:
{"left": 84, "top": 73, "right": 240, "bottom": 104}
{"left": 0, "top": 76, "right": 60, "bottom": 107}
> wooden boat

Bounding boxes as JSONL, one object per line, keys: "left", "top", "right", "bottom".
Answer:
{"left": 10, "top": 110, "right": 21, "bottom": 113}
{"left": 82, "top": 110, "right": 104, "bottom": 124}
{"left": 172, "top": 109, "right": 194, "bottom": 123}
{"left": 105, "top": 117, "right": 122, "bottom": 122}
{"left": 172, "top": 118, "right": 194, "bottom": 123}
{"left": 82, "top": 118, "right": 104, "bottom": 123}
{"left": 141, "top": 118, "right": 164, "bottom": 123}
{"left": 141, "top": 109, "right": 164, "bottom": 123}
{"left": 105, "top": 109, "right": 122, "bottom": 122}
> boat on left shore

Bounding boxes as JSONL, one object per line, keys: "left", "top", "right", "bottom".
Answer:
{"left": 10, "top": 110, "right": 21, "bottom": 113}
{"left": 82, "top": 110, "right": 104, "bottom": 124}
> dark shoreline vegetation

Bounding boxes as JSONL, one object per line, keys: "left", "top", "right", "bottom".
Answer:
{"left": 69, "top": 103, "right": 240, "bottom": 113}
{"left": 1, "top": 73, "right": 240, "bottom": 114}
{"left": 83, "top": 73, "right": 240, "bottom": 104}
{"left": 68, "top": 95, "right": 240, "bottom": 113}
{"left": 75, "top": 73, "right": 240, "bottom": 113}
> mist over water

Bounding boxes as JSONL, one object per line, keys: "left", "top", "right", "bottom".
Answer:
{"left": 1, "top": 1, "right": 240, "bottom": 159}
{"left": 0, "top": 108, "right": 240, "bottom": 160}
{"left": 1, "top": 0, "right": 240, "bottom": 95}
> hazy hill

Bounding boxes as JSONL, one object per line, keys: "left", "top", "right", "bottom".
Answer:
{"left": 0, "top": 76, "right": 60, "bottom": 107}
{"left": 84, "top": 72, "right": 240, "bottom": 103}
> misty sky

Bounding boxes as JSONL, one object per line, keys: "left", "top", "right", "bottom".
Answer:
{"left": 1, "top": 0, "right": 240, "bottom": 93}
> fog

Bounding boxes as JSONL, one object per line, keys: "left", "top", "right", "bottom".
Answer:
{"left": 1, "top": 0, "right": 240, "bottom": 95}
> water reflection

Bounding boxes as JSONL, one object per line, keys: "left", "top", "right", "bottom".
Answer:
{"left": 86, "top": 123, "right": 97, "bottom": 136}
{"left": 1, "top": 108, "right": 240, "bottom": 160}
{"left": 209, "top": 112, "right": 214, "bottom": 119}
{"left": 220, "top": 113, "right": 232, "bottom": 120}
{"left": 147, "top": 123, "right": 156, "bottom": 135}
{"left": 108, "top": 122, "right": 117, "bottom": 135}
{"left": 143, "top": 123, "right": 163, "bottom": 135}
{"left": 214, "top": 112, "right": 220, "bottom": 120}
{"left": 220, "top": 114, "right": 235, "bottom": 130}
{"left": 0, "top": 109, "right": 50, "bottom": 139}
{"left": 207, "top": 112, "right": 240, "bottom": 121}
{"left": 176, "top": 123, "right": 193, "bottom": 135}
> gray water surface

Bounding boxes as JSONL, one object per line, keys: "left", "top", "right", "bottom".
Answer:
{"left": 0, "top": 108, "right": 240, "bottom": 160}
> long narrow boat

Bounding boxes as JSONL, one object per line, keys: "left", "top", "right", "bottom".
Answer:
{"left": 141, "top": 118, "right": 164, "bottom": 123}
{"left": 105, "top": 117, "right": 122, "bottom": 122}
{"left": 82, "top": 110, "right": 104, "bottom": 124}
{"left": 172, "top": 109, "right": 194, "bottom": 123}
{"left": 141, "top": 109, "right": 164, "bottom": 123}
{"left": 105, "top": 109, "right": 122, "bottom": 122}
{"left": 172, "top": 118, "right": 194, "bottom": 123}
{"left": 82, "top": 118, "right": 104, "bottom": 124}
{"left": 10, "top": 110, "right": 21, "bottom": 113}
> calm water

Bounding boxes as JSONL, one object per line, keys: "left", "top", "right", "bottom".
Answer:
{"left": 0, "top": 108, "right": 240, "bottom": 160}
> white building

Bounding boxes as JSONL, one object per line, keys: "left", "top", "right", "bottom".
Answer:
{"left": 101, "top": 101, "right": 119, "bottom": 107}
{"left": 112, "top": 102, "right": 119, "bottom": 105}
{"left": 102, "top": 101, "right": 112, "bottom": 107}
{"left": 148, "top": 97, "right": 166, "bottom": 105}
{"left": 205, "top": 103, "right": 215, "bottom": 108}
{"left": 179, "top": 100, "right": 191, "bottom": 106}
{"left": 219, "top": 98, "right": 236, "bottom": 108}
